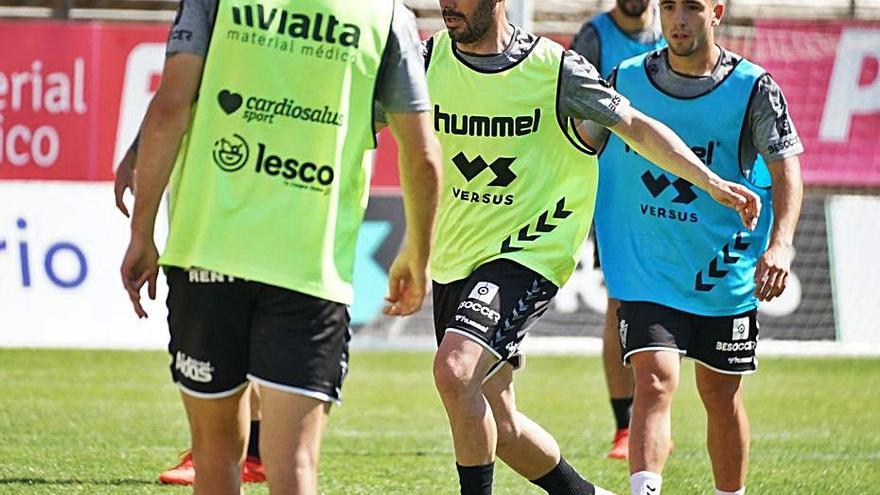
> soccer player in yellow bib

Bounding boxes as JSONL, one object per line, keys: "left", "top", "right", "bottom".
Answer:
{"left": 423, "top": 1, "right": 760, "bottom": 494}
{"left": 119, "top": 0, "right": 441, "bottom": 493}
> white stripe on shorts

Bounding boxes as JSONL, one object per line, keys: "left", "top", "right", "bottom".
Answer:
{"left": 177, "top": 381, "right": 249, "bottom": 400}
{"left": 247, "top": 374, "right": 341, "bottom": 406}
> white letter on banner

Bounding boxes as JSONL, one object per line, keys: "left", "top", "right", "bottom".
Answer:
{"left": 819, "top": 28, "right": 880, "bottom": 142}
{"left": 113, "top": 43, "right": 165, "bottom": 168}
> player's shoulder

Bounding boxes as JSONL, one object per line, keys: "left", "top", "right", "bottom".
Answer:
{"left": 721, "top": 48, "right": 770, "bottom": 80}
{"left": 571, "top": 14, "right": 602, "bottom": 45}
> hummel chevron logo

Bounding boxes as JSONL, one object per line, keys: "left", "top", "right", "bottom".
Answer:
{"left": 500, "top": 199, "right": 572, "bottom": 253}
{"left": 734, "top": 232, "right": 751, "bottom": 250}
{"left": 517, "top": 226, "right": 539, "bottom": 242}
{"left": 694, "top": 232, "right": 753, "bottom": 292}
{"left": 452, "top": 152, "right": 517, "bottom": 186}
{"left": 722, "top": 243, "right": 740, "bottom": 263}
{"left": 695, "top": 271, "right": 715, "bottom": 292}
{"left": 553, "top": 198, "right": 572, "bottom": 218}
{"left": 500, "top": 237, "right": 523, "bottom": 253}
{"left": 646, "top": 484, "right": 658, "bottom": 494}
{"left": 708, "top": 258, "right": 729, "bottom": 278}
{"left": 641, "top": 171, "right": 697, "bottom": 204}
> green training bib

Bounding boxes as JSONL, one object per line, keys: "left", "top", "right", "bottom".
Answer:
{"left": 160, "top": 0, "right": 393, "bottom": 304}
{"left": 427, "top": 31, "right": 599, "bottom": 287}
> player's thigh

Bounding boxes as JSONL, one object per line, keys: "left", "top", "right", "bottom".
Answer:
{"left": 617, "top": 300, "right": 691, "bottom": 365}
{"left": 248, "top": 284, "right": 351, "bottom": 405}
{"left": 434, "top": 259, "right": 558, "bottom": 368}
{"left": 482, "top": 361, "right": 516, "bottom": 416}
{"left": 258, "top": 385, "right": 330, "bottom": 454}
{"left": 694, "top": 363, "right": 744, "bottom": 409}
{"left": 166, "top": 267, "right": 256, "bottom": 397}
{"left": 688, "top": 309, "right": 759, "bottom": 375}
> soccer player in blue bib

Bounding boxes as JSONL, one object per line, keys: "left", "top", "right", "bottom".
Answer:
{"left": 571, "top": 0, "right": 667, "bottom": 460}
{"left": 587, "top": 0, "right": 804, "bottom": 493}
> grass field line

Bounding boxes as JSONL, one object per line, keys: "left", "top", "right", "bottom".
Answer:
{"left": 352, "top": 335, "right": 880, "bottom": 357}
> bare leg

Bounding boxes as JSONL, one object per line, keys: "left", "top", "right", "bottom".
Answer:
{"left": 483, "top": 363, "right": 560, "bottom": 480}
{"left": 433, "top": 333, "right": 500, "bottom": 466}
{"left": 181, "top": 387, "right": 249, "bottom": 495}
{"left": 628, "top": 351, "right": 680, "bottom": 475}
{"left": 695, "top": 365, "right": 749, "bottom": 492}
{"left": 603, "top": 298, "right": 634, "bottom": 402}
{"left": 249, "top": 384, "right": 261, "bottom": 420}
{"left": 257, "top": 385, "right": 330, "bottom": 495}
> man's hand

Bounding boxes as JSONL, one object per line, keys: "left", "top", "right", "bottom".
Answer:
{"left": 114, "top": 146, "right": 137, "bottom": 217}
{"left": 383, "top": 247, "right": 428, "bottom": 317}
{"left": 121, "top": 237, "right": 159, "bottom": 318}
{"left": 754, "top": 243, "right": 794, "bottom": 301}
{"left": 707, "top": 178, "right": 762, "bottom": 231}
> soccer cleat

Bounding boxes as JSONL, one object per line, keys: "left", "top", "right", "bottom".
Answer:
{"left": 241, "top": 455, "right": 266, "bottom": 483}
{"left": 158, "top": 450, "right": 266, "bottom": 484}
{"left": 158, "top": 450, "right": 195, "bottom": 485}
{"left": 607, "top": 428, "right": 629, "bottom": 460}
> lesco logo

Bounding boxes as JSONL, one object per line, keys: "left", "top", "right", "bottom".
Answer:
{"left": 212, "top": 134, "right": 249, "bottom": 172}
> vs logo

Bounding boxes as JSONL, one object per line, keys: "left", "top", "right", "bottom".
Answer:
{"left": 452, "top": 152, "right": 518, "bottom": 187}
{"left": 641, "top": 171, "right": 697, "bottom": 204}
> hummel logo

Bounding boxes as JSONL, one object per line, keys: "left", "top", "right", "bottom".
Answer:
{"left": 452, "top": 152, "right": 517, "bottom": 187}
{"left": 646, "top": 484, "right": 657, "bottom": 493}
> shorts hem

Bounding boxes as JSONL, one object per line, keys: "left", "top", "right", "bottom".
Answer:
{"left": 177, "top": 381, "right": 249, "bottom": 400}
{"left": 482, "top": 359, "right": 508, "bottom": 384}
{"left": 687, "top": 357, "right": 758, "bottom": 376}
{"left": 623, "top": 346, "right": 686, "bottom": 364}
{"left": 247, "top": 374, "right": 341, "bottom": 406}
{"left": 445, "top": 328, "right": 503, "bottom": 360}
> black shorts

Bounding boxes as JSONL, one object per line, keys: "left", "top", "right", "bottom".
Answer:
{"left": 432, "top": 259, "right": 558, "bottom": 368}
{"left": 617, "top": 301, "right": 759, "bottom": 374}
{"left": 166, "top": 267, "right": 351, "bottom": 403}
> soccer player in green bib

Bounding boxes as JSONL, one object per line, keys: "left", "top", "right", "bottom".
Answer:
{"left": 119, "top": 0, "right": 441, "bottom": 493}
{"left": 425, "top": 1, "right": 760, "bottom": 494}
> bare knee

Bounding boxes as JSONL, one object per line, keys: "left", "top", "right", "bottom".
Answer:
{"left": 633, "top": 365, "right": 678, "bottom": 404}
{"left": 698, "top": 374, "right": 742, "bottom": 413}
{"left": 290, "top": 447, "right": 319, "bottom": 474}
{"left": 433, "top": 349, "right": 481, "bottom": 401}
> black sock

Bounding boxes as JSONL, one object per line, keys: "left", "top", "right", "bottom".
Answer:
{"left": 531, "top": 457, "right": 595, "bottom": 495}
{"left": 247, "top": 421, "right": 260, "bottom": 459}
{"left": 611, "top": 397, "right": 633, "bottom": 430}
{"left": 456, "top": 462, "right": 493, "bottom": 495}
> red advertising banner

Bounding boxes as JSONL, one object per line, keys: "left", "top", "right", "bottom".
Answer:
{"left": 0, "top": 22, "right": 94, "bottom": 181}
{"left": 753, "top": 21, "right": 880, "bottom": 186}
{"left": 0, "top": 20, "right": 167, "bottom": 181}
{"left": 1, "top": 20, "right": 877, "bottom": 186}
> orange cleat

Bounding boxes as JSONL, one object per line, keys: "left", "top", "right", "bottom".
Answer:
{"left": 158, "top": 451, "right": 195, "bottom": 485}
{"left": 241, "top": 455, "right": 266, "bottom": 483}
{"left": 157, "top": 450, "right": 266, "bottom": 484}
{"left": 607, "top": 428, "right": 629, "bottom": 460}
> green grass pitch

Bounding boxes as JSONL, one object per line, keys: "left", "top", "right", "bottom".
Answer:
{"left": 0, "top": 349, "right": 878, "bottom": 494}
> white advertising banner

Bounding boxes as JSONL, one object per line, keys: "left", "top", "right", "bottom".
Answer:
{"left": 827, "top": 195, "right": 880, "bottom": 344}
{"left": 0, "top": 181, "right": 169, "bottom": 349}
